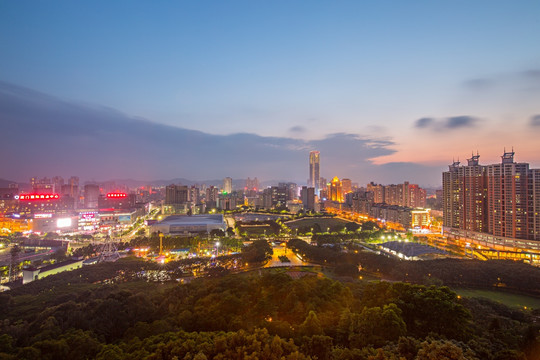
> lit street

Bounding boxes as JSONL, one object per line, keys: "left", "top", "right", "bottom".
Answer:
{"left": 264, "top": 243, "right": 313, "bottom": 267}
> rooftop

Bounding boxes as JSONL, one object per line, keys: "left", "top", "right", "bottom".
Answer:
{"left": 380, "top": 241, "right": 448, "bottom": 258}
{"left": 24, "top": 258, "right": 83, "bottom": 273}
{"left": 158, "top": 214, "right": 225, "bottom": 226}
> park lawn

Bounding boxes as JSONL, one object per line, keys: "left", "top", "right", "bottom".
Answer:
{"left": 453, "top": 288, "right": 540, "bottom": 310}
{"left": 285, "top": 217, "right": 353, "bottom": 231}
{"left": 238, "top": 224, "right": 274, "bottom": 235}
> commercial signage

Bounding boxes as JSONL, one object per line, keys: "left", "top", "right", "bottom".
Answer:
{"left": 17, "top": 194, "right": 60, "bottom": 201}
{"left": 107, "top": 192, "right": 127, "bottom": 198}
{"left": 79, "top": 211, "right": 97, "bottom": 219}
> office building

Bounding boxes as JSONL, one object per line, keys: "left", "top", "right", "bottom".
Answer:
{"left": 223, "top": 177, "right": 232, "bottom": 194}
{"left": 328, "top": 176, "right": 344, "bottom": 203}
{"left": 309, "top": 151, "right": 320, "bottom": 194}
{"left": 165, "top": 185, "right": 188, "bottom": 205}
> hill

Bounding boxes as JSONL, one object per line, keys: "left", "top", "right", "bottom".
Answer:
{"left": 0, "top": 258, "right": 538, "bottom": 359}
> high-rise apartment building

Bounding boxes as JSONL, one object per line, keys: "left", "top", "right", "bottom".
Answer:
{"left": 529, "top": 169, "right": 540, "bottom": 241}
{"left": 83, "top": 184, "right": 100, "bottom": 209}
{"left": 443, "top": 150, "right": 540, "bottom": 241}
{"left": 62, "top": 176, "right": 79, "bottom": 198}
{"left": 52, "top": 176, "right": 64, "bottom": 193}
{"left": 486, "top": 151, "right": 529, "bottom": 239}
{"left": 30, "top": 177, "right": 54, "bottom": 194}
{"left": 366, "top": 181, "right": 426, "bottom": 208}
{"left": 367, "top": 182, "right": 385, "bottom": 204}
{"left": 206, "top": 186, "right": 219, "bottom": 208}
{"left": 300, "top": 186, "right": 315, "bottom": 211}
{"left": 443, "top": 155, "right": 487, "bottom": 233}
{"left": 188, "top": 186, "right": 200, "bottom": 204}
{"left": 246, "top": 177, "right": 259, "bottom": 191}
{"left": 408, "top": 184, "right": 427, "bottom": 208}
{"left": 309, "top": 151, "right": 320, "bottom": 194}
{"left": 341, "top": 178, "right": 352, "bottom": 195}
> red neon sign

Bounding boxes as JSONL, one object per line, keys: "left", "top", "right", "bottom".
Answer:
{"left": 18, "top": 194, "right": 60, "bottom": 201}
{"left": 107, "top": 192, "right": 127, "bottom": 198}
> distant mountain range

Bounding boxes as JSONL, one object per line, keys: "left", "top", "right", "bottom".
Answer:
{"left": 0, "top": 178, "right": 17, "bottom": 188}
{"left": 0, "top": 177, "right": 296, "bottom": 191}
{"left": 104, "top": 178, "right": 294, "bottom": 189}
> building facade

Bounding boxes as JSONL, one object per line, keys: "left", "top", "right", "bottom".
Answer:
{"left": 309, "top": 151, "right": 320, "bottom": 194}
{"left": 443, "top": 150, "right": 540, "bottom": 241}
{"left": 222, "top": 177, "right": 232, "bottom": 194}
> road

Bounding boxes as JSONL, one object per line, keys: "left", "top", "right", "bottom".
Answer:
{"left": 264, "top": 244, "right": 314, "bottom": 267}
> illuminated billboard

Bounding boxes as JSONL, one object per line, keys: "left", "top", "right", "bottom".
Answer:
{"left": 17, "top": 194, "right": 60, "bottom": 201}
{"left": 107, "top": 192, "right": 127, "bottom": 198}
{"left": 57, "top": 218, "right": 72, "bottom": 228}
{"left": 118, "top": 215, "right": 131, "bottom": 222}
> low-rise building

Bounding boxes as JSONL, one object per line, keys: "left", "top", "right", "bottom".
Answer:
{"left": 150, "top": 214, "right": 227, "bottom": 235}
{"left": 22, "top": 258, "right": 84, "bottom": 284}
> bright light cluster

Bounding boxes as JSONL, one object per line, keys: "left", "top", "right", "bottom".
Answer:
{"left": 17, "top": 194, "right": 60, "bottom": 201}
{"left": 107, "top": 192, "right": 127, "bottom": 198}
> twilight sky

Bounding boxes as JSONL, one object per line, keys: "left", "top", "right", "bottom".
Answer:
{"left": 1, "top": 1, "right": 539, "bottom": 187}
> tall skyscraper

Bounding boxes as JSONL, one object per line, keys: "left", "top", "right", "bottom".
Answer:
{"left": 223, "top": 177, "right": 233, "bottom": 194}
{"left": 309, "top": 151, "right": 320, "bottom": 194}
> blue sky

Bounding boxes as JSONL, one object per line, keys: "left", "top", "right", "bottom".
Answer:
{"left": 1, "top": 1, "right": 539, "bottom": 185}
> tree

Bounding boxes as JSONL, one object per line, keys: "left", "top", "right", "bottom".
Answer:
{"left": 362, "top": 221, "right": 379, "bottom": 231}
{"left": 10, "top": 245, "right": 20, "bottom": 258}
{"left": 347, "top": 304, "right": 406, "bottom": 348}
{"left": 416, "top": 339, "right": 468, "bottom": 360}
{"left": 335, "top": 263, "right": 359, "bottom": 277}
{"left": 299, "top": 311, "right": 324, "bottom": 337}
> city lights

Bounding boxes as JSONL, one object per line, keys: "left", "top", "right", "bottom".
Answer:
{"left": 17, "top": 194, "right": 60, "bottom": 201}
{"left": 107, "top": 192, "right": 127, "bottom": 198}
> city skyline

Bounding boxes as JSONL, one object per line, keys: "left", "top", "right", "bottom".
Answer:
{"left": 1, "top": 1, "right": 539, "bottom": 186}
